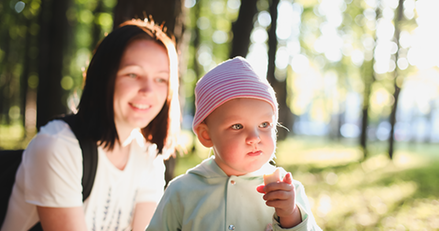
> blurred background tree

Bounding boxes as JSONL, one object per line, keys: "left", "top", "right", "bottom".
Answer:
{"left": 1, "top": 0, "right": 439, "bottom": 229}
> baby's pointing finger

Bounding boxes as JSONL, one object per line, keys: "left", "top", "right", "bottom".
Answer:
{"left": 256, "top": 185, "right": 266, "bottom": 194}
{"left": 283, "top": 172, "right": 293, "bottom": 184}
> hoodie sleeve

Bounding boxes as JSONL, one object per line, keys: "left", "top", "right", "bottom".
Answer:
{"left": 146, "top": 179, "right": 183, "bottom": 231}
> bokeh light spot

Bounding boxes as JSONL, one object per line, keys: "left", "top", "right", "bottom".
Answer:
{"left": 257, "top": 11, "right": 271, "bottom": 27}
{"left": 185, "top": 0, "right": 195, "bottom": 8}
{"left": 197, "top": 17, "right": 210, "bottom": 30}
{"left": 61, "top": 76, "right": 74, "bottom": 90}
{"left": 15, "top": 1, "right": 25, "bottom": 13}
{"left": 212, "top": 30, "right": 228, "bottom": 44}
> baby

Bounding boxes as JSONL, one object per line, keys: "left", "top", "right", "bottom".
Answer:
{"left": 146, "top": 57, "right": 321, "bottom": 231}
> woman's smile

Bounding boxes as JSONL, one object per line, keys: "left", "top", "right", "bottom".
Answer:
{"left": 130, "top": 102, "right": 152, "bottom": 110}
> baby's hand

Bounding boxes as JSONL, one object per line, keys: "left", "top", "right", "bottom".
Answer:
{"left": 256, "top": 172, "right": 301, "bottom": 228}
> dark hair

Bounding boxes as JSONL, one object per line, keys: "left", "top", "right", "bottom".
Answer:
{"left": 76, "top": 19, "right": 180, "bottom": 155}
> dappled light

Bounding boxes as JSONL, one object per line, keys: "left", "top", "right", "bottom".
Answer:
{"left": 1, "top": 0, "right": 439, "bottom": 230}
{"left": 247, "top": 43, "right": 269, "bottom": 78}
{"left": 212, "top": 30, "right": 228, "bottom": 44}
{"left": 226, "top": 0, "right": 240, "bottom": 11}
{"left": 275, "top": 137, "right": 438, "bottom": 230}
{"left": 290, "top": 54, "right": 310, "bottom": 73}
{"left": 407, "top": 0, "right": 439, "bottom": 70}
{"left": 257, "top": 11, "right": 271, "bottom": 27}
{"left": 185, "top": 0, "right": 196, "bottom": 8}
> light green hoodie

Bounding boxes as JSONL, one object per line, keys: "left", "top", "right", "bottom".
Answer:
{"left": 146, "top": 157, "right": 321, "bottom": 231}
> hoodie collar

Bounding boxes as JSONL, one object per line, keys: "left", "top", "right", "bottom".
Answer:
{"left": 187, "top": 156, "right": 277, "bottom": 179}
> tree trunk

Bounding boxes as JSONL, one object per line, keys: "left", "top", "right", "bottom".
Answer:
{"left": 229, "top": 0, "right": 258, "bottom": 58}
{"left": 266, "top": 0, "right": 294, "bottom": 140}
{"left": 189, "top": 0, "right": 202, "bottom": 154}
{"left": 37, "top": 0, "right": 71, "bottom": 129}
{"left": 426, "top": 101, "right": 434, "bottom": 143}
{"left": 388, "top": 0, "right": 404, "bottom": 159}
{"left": 359, "top": 5, "right": 381, "bottom": 160}
{"left": 0, "top": 33, "right": 11, "bottom": 124}
{"left": 113, "top": 0, "right": 185, "bottom": 185}
{"left": 19, "top": 19, "right": 32, "bottom": 138}
{"left": 359, "top": 59, "right": 375, "bottom": 160}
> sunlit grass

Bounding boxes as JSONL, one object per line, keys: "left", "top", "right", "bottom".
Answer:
{"left": 175, "top": 133, "right": 439, "bottom": 230}
{"left": 276, "top": 137, "right": 439, "bottom": 230}
{"left": 275, "top": 136, "right": 363, "bottom": 167}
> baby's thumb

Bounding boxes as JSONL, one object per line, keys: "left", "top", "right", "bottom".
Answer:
{"left": 283, "top": 172, "right": 293, "bottom": 184}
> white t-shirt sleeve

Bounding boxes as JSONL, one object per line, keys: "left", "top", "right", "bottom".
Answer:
{"left": 23, "top": 121, "right": 83, "bottom": 207}
{"left": 135, "top": 144, "right": 166, "bottom": 203}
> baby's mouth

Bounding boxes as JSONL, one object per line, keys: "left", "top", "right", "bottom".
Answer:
{"left": 247, "top": 150, "right": 262, "bottom": 156}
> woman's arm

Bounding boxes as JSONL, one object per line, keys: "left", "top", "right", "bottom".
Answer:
{"left": 131, "top": 202, "right": 158, "bottom": 231}
{"left": 37, "top": 206, "right": 88, "bottom": 231}
{"left": 26, "top": 126, "right": 86, "bottom": 230}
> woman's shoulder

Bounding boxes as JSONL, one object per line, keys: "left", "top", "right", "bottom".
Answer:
{"left": 21, "top": 120, "right": 83, "bottom": 183}
{"left": 39, "top": 119, "right": 76, "bottom": 138}
{"left": 25, "top": 119, "right": 80, "bottom": 158}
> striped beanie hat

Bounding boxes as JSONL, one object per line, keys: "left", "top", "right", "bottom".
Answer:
{"left": 192, "top": 56, "right": 278, "bottom": 131}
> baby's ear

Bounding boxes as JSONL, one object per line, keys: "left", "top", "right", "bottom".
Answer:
{"left": 194, "top": 123, "right": 213, "bottom": 148}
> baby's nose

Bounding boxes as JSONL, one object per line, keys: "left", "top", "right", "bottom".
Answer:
{"left": 246, "top": 129, "right": 261, "bottom": 144}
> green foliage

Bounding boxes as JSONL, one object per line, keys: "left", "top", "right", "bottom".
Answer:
{"left": 0, "top": 124, "right": 26, "bottom": 149}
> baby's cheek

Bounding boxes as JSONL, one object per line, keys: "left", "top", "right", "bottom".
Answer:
{"left": 267, "top": 131, "right": 277, "bottom": 152}
{"left": 270, "top": 129, "right": 277, "bottom": 141}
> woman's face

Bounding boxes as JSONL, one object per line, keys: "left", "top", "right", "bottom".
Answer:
{"left": 113, "top": 39, "right": 169, "bottom": 134}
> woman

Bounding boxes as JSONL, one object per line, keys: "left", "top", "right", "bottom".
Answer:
{"left": 1, "top": 19, "right": 180, "bottom": 231}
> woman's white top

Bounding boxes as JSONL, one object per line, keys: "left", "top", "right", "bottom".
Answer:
{"left": 1, "top": 120, "right": 166, "bottom": 231}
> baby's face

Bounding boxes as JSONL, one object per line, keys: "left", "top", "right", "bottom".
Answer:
{"left": 205, "top": 98, "right": 276, "bottom": 176}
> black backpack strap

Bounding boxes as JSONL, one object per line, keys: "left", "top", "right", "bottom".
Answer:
{"left": 0, "top": 150, "right": 24, "bottom": 227}
{"left": 60, "top": 114, "right": 98, "bottom": 201}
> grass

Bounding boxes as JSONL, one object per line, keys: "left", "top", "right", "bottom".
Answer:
{"left": 175, "top": 134, "right": 439, "bottom": 231}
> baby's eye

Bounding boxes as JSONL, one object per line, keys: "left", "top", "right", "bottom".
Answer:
{"left": 259, "top": 122, "right": 270, "bottom": 128}
{"left": 231, "top": 124, "right": 243, "bottom": 130}
{"left": 128, "top": 73, "right": 137, "bottom": 78}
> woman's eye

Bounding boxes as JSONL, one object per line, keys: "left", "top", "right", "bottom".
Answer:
{"left": 231, "top": 124, "right": 243, "bottom": 130}
{"left": 128, "top": 73, "right": 137, "bottom": 78}
{"left": 259, "top": 122, "right": 270, "bottom": 128}
{"left": 156, "top": 77, "right": 168, "bottom": 84}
